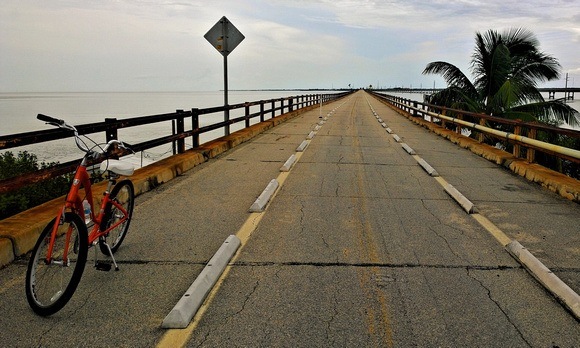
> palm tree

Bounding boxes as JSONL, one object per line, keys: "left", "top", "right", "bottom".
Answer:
{"left": 423, "top": 28, "right": 579, "bottom": 127}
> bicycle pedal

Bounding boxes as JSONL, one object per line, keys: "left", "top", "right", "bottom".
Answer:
{"left": 95, "top": 261, "right": 112, "bottom": 272}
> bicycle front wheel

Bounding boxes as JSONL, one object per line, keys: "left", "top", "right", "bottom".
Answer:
{"left": 25, "top": 212, "right": 88, "bottom": 316}
{"left": 99, "top": 179, "right": 134, "bottom": 256}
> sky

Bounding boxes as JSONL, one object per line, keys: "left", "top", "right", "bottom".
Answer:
{"left": 1, "top": 0, "right": 579, "bottom": 92}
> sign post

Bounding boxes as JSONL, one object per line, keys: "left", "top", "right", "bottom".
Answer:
{"left": 204, "top": 16, "right": 245, "bottom": 136}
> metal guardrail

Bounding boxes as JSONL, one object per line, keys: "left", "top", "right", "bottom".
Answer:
{"left": 368, "top": 91, "right": 580, "bottom": 166}
{"left": 0, "top": 91, "right": 352, "bottom": 195}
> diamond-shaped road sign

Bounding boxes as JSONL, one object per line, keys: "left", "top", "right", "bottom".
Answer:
{"left": 204, "top": 16, "right": 245, "bottom": 57}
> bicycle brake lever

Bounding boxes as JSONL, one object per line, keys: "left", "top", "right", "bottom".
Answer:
{"left": 119, "top": 142, "right": 135, "bottom": 153}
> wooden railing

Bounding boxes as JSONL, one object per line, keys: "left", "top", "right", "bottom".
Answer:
{"left": 368, "top": 91, "right": 580, "bottom": 174}
{"left": 0, "top": 91, "right": 352, "bottom": 194}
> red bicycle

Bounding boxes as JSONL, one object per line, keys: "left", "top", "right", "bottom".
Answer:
{"left": 26, "top": 114, "right": 135, "bottom": 316}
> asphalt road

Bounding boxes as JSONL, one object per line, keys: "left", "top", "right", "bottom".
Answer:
{"left": 1, "top": 91, "right": 578, "bottom": 347}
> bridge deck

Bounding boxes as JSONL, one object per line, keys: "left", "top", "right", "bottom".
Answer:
{"left": 1, "top": 91, "right": 578, "bottom": 346}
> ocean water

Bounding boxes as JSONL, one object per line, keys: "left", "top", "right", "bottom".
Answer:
{"left": 0, "top": 91, "right": 324, "bottom": 165}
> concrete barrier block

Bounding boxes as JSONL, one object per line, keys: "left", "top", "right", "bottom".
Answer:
{"left": 0, "top": 238, "right": 14, "bottom": 267}
{"left": 307, "top": 131, "right": 316, "bottom": 140}
{"left": 401, "top": 143, "right": 416, "bottom": 155}
{"left": 443, "top": 183, "right": 477, "bottom": 214}
{"left": 506, "top": 240, "right": 580, "bottom": 320}
{"left": 249, "top": 179, "right": 279, "bottom": 212}
{"left": 161, "top": 235, "right": 241, "bottom": 328}
{"left": 416, "top": 158, "right": 439, "bottom": 177}
{"left": 3, "top": 213, "right": 53, "bottom": 257}
{"left": 280, "top": 154, "right": 297, "bottom": 172}
{"left": 296, "top": 140, "right": 309, "bottom": 152}
{"left": 392, "top": 134, "right": 401, "bottom": 143}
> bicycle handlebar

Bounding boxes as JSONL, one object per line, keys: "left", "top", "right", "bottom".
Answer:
{"left": 37, "top": 114, "right": 133, "bottom": 158}
{"left": 37, "top": 114, "right": 64, "bottom": 126}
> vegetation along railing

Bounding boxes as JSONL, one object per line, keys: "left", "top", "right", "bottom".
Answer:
{"left": 0, "top": 91, "right": 351, "bottom": 196}
{"left": 369, "top": 91, "right": 580, "bottom": 178}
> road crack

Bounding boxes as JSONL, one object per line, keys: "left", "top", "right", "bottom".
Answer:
{"left": 466, "top": 268, "right": 532, "bottom": 347}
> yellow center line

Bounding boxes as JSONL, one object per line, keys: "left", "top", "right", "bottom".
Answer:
{"left": 471, "top": 213, "right": 512, "bottom": 246}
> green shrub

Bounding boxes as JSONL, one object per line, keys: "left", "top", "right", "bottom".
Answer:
{"left": 0, "top": 151, "right": 73, "bottom": 220}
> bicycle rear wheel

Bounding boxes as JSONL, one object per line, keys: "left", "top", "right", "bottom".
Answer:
{"left": 99, "top": 179, "right": 134, "bottom": 255}
{"left": 25, "top": 212, "right": 88, "bottom": 316}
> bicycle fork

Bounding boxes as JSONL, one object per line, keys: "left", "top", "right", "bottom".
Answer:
{"left": 93, "top": 177, "right": 120, "bottom": 272}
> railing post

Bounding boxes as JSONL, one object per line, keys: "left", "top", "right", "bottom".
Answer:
{"left": 172, "top": 120, "right": 177, "bottom": 155}
{"left": 191, "top": 108, "right": 199, "bottom": 148}
{"left": 105, "top": 118, "right": 118, "bottom": 142}
{"left": 260, "top": 101, "right": 265, "bottom": 122}
{"left": 527, "top": 129, "right": 537, "bottom": 162}
{"left": 245, "top": 103, "right": 250, "bottom": 128}
{"left": 280, "top": 98, "right": 285, "bottom": 114}
{"left": 413, "top": 101, "right": 418, "bottom": 117}
{"left": 271, "top": 100, "right": 275, "bottom": 118}
{"left": 456, "top": 114, "right": 463, "bottom": 134}
{"left": 289, "top": 97, "right": 294, "bottom": 112}
{"left": 513, "top": 125, "right": 521, "bottom": 158}
{"left": 478, "top": 118, "right": 486, "bottom": 142}
{"left": 176, "top": 110, "right": 185, "bottom": 154}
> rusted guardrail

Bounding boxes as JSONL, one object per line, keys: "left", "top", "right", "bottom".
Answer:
{"left": 368, "top": 91, "right": 580, "bottom": 175}
{"left": 0, "top": 91, "right": 352, "bottom": 195}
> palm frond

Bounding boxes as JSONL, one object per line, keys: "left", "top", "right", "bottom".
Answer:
{"left": 510, "top": 100, "right": 580, "bottom": 127}
{"left": 422, "top": 62, "right": 476, "bottom": 94}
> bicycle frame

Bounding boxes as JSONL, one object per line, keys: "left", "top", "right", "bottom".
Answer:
{"left": 45, "top": 159, "right": 129, "bottom": 265}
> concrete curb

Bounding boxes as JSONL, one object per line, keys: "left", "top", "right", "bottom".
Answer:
{"left": 249, "top": 179, "right": 279, "bottom": 213}
{"left": 416, "top": 157, "right": 439, "bottom": 177}
{"left": 401, "top": 143, "right": 416, "bottom": 155}
{"left": 506, "top": 240, "right": 580, "bottom": 320}
{"left": 161, "top": 235, "right": 241, "bottom": 328}
{"left": 280, "top": 154, "right": 297, "bottom": 172}
{"left": 443, "top": 183, "right": 477, "bottom": 214}
{"left": 296, "top": 140, "right": 309, "bottom": 152}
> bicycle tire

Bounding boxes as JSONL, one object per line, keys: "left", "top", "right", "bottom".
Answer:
{"left": 99, "top": 179, "right": 134, "bottom": 256}
{"left": 25, "top": 212, "right": 88, "bottom": 316}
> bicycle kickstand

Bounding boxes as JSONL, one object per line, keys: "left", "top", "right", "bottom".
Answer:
{"left": 94, "top": 242, "right": 120, "bottom": 272}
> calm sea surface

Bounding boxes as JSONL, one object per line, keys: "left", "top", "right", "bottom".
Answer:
{"left": 0, "top": 91, "right": 324, "bottom": 165}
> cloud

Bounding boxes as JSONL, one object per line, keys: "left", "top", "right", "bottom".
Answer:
{"left": 0, "top": 0, "right": 578, "bottom": 91}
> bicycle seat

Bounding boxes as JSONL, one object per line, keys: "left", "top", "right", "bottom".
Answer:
{"left": 100, "top": 159, "right": 135, "bottom": 176}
